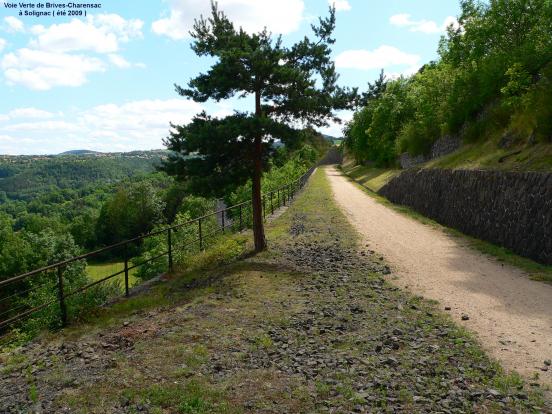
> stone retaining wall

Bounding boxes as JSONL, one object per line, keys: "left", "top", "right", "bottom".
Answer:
{"left": 378, "top": 169, "right": 552, "bottom": 264}
{"left": 399, "top": 153, "right": 427, "bottom": 169}
{"left": 431, "top": 135, "right": 461, "bottom": 159}
{"left": 399, "top": 135, "right": 462, "bottom": 169}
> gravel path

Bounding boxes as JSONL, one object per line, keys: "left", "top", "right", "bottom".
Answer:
{"left": 327, "top": 166, "right": 552, "bottom": 387}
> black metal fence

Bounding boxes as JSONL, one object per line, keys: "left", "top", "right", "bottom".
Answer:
{"left": 0, "top": 166, "right": 316, "bottom": 335}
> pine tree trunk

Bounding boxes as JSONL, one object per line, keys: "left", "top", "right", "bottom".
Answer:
{"left": 252, "top": 91, "right": 267, "bottom": 252}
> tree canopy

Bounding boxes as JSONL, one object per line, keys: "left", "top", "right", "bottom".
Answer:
{"left": 345, "top": 0, "right": 552, "bottom": 167}
{"left": 162, "top": 2, "right": 356, "bottom": 250}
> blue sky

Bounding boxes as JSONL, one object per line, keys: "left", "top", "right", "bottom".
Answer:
{"left": 0, "top": 0, "right": 461, "bottom": 154}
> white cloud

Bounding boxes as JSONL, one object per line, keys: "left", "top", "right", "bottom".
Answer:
{"left": 1, "top": 107, "right": 55, "bottom": 120}
{"left": 0, "top": 134, "right": 20, "bottom": 154}
{"left": 0, "top": 99, "right": 207, "bottom": 154}
{"left": 335, "top": 45, "right": 421, "bottom": 73}
{"left": 4, "top": 16, "right": 24, "bottom": 33}
{"left": 30, "top": 24, "right": 46, "bottom": 35}
{"left": 1, "top": 48, "right": 106, "bottom": 90}
{"left": 2, "top": 14, "right": 143, "bottom": 90}
{"left": 29, "top": 19, "right": 118, "bottom": 53}
{"left": 108, "top": 54, "right": 131, "bottom": 68}
{"left": 89, "top": 14, "right": 144, "bottom": 42}
{"left": 107, "top": 54, "right": 145, "bottom": 69}
{"left": 152, "top": 0, "right": 305, "bottom": 40}
{"left": 4, "top": 120, "right": 78, "bottom": 132}
{"left": 29, "top": 15, "right": 143, "bottom": 53}
{"left": 389, "top": 13, "right": 459, "bottom": 34}
{"left": 330, "top": 0, "right": 351, "bottom": 12}
{"left": 0, "top": 38, "right": 6, "bottom": 52}
{"left": 80, "top": 99, "right": 203, "bottom": 133}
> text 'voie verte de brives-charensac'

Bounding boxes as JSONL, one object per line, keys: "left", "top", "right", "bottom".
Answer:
{"left": 3, "top": 2, "right": 102, "bottom": 18}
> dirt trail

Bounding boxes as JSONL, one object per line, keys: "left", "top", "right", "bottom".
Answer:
{"left": 326, "top": 166, "right": 552, "bottom": 386}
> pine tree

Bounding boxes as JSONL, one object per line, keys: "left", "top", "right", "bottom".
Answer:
{"left": 162, "top": 2, "right": 356, "bottom": 251}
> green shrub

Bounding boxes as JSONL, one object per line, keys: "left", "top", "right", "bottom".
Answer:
{"left": 16, "top": 230, "right": 111, "bottom": 335}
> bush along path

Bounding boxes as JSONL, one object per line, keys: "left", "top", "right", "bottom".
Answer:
{"left": 0, "top": 169, "right": 549, "bottom": 413}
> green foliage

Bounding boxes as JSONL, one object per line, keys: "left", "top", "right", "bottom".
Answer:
{"left": 134, "top": 210, "right": 214, "bottom": 281}
{"left": 136, "top": 144, "right": 316, "bottom": 281}
{"left": 0, "top": 213, "right": 31, "bottom": 279}
{"left": 0, "top": 124, "right": 316, "bottom": 342}
{"left": 69, "top": 211, "right": 99, "bottom": 249}
{"left": 12, "top": 230, "right": 111, "bottom": 336}
{"left": 134, "top": 193, "right": 220, "bottom": 281}
{"left": 346, "top": 77, "right": 413, "bottom": 165}
{"left": 0, "top": 154, "right": 172, "bottom": 340}
{"left": 511, "top": 62, "right": 552, "bottom": 142}
{"left": 346, "top": 0, "right": 552, "bottom": 164}
{"left": 225, "top": 145, "right": 318, "bottom": 208}
{"left": 501, "top": 63, "right": 532, "bottom": 108}
{"left": 179, "top": 196, "right": 217, "bottom": 220}
{"left": 96, "top": 181, "right": 166, "bottom": 246}
{"left": 0, "top": 152, "right": 170, "bottom": 252}
{"left": 0, "top": 151, "right": 164, "bottom": 201}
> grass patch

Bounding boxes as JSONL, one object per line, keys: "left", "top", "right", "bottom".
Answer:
{"left": 425, "top": 139, "right": 552, "bottom": 172}
{"left": 340, "top": 157, "right": 400, "bottom": 192}
{"left": 123, "top": 380, "right": 236, "bottom": 414}
{"left": 180, "top": 234, "right": 250, "bottom": 272}
{"left": 0, "top": 353, "right": 28, "bottom": 375}
{"left": 269, "top": 166, "right": 358, "bottom": 250}
{"left": 87, "top": 260, "right": 139, "bottom": 286}
{"left": 252, "top": 333, "right": 274, "bottom": 350}
{"left": 59, "top": 233, "right": 251, "bottom": 339}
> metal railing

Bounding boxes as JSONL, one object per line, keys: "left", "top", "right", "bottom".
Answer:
{"left": 0, "top": 166, "right": 316, "bottom": 334}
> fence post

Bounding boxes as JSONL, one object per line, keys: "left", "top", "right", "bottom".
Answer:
{"left": 239, "top": 205, "right": 243, "bottom": 230}
{"left": 262, "top": 196, "right": 266, "bottom": 222}
{"left": 270, "top": 192, "right": 274, "bottom": 215}
{"left": 167, "top": 228, "right": 173, "bottom": 273}
{"left": 124, "top": 244, "right": 129, "bottom": 297}
{"left": 57, "top": 266, "right": 67, "bottom": 327}
{"left": 221, "top": 209, "right": 225, "bottom": 233}
{"left": 283, "top": 187, "right": 286, "bottom": 206}
{"left": 198, "top": 218, "right": 203, "bottom": 251}
{"left": 277, "top": 189, "right": 280, "bottom": 208}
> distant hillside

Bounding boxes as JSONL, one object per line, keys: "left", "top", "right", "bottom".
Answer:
{"left": 322, "top": 134, "right": 343, "bottom": 145}
{"left": 59, "top": 150, "right": 102, "bottom": 156}
{"left": 0, "top": 150, "right": 167, "bottom": 201}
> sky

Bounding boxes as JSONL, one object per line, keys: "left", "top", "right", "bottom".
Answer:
{"left": 0, "top": 0, "right": 461, "bottom": 155}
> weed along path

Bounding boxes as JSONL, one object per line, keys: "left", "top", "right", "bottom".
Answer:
{"left": 326, "top": 166, "right": 552, "bottom": 388}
